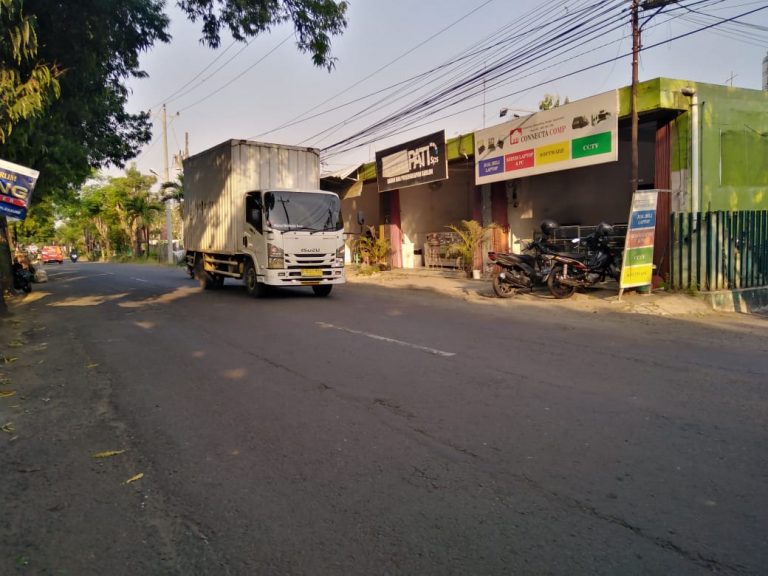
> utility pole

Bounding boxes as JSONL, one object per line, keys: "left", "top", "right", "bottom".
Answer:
{"left": 631, "top": 0, "right": 677, "bottom": 195}
{"left": 162, "top": 104, "right": 173, "bottom": 264}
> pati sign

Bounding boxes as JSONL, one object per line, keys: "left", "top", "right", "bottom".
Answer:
{"left": 0, "top": 158, "right": 39, "bottom": 221}
{"left": 375, "top": 130, "right": 448, "bottom": 193}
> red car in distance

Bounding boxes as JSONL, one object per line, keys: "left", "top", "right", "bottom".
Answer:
{"left": 41, "top": 245, "right": 64, "bottom": 264}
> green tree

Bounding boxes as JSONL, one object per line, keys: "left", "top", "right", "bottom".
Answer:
{"left": 538, "top": 93, "right": 571, "bottom": 111}
{"left": 0, "top": 0, "right": 59, "bottom": 313}
{"left": 178, "top": 0, "right": 348, "bottom": 70}
{"left": 124, "top": 191, "right": 162, "bottom": 257}
{"left": 0, "top": 0, "right": 60, "bottom": 142}
{"left": 79, "top": 183, "right": 115, "bottom": 261}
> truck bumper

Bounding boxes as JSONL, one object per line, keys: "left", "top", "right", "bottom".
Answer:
{"left": 262, "top": 268, "right": 346, "bottom": 287}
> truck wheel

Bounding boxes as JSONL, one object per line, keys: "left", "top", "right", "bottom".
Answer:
{"left": 312, "top": 285, "right": 333, "bottom": 297}
{"left": 244, "top": 261, "right": 267, "bottom": 298}
{"left": 194, "top": 257, "right": 214, "bottom": 290}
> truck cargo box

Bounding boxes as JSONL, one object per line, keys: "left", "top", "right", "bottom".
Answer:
{"left": 183, "top": 140, "right": 320, "bottom": 254}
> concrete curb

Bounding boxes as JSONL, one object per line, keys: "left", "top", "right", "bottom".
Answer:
{"left": 702, "top": 287, "right": 768, "bottom": 314}
{"left": 344, "top": 268, "right": 737, "bottom": 317}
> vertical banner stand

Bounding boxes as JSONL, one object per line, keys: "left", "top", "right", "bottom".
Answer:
{"left": 618, "top": 190, "right": 660, "bottom": 301}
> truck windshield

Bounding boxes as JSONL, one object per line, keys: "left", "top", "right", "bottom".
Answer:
{"left": 264, "top": 191, "right": 342, "bottom": 232}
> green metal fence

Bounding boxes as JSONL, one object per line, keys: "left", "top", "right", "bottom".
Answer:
{"left": 670, "top": 211, "right": 768, "bottom": 291}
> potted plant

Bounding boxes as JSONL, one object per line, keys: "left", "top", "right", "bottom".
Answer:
{"left": 446, "top": 219, "right": 495, "bottom": 279}
{"left": 355, "top": 226, "right": 391, "bottom": 272}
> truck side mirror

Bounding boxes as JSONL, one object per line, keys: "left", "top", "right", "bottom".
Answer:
{"left": 357, "top": 211, "right": 365, "bottom": 226}
{"left": 246, "top": 194, "right": 263, "bottom": 233}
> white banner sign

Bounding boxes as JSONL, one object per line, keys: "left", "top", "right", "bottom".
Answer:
{"left": 474, "top": 91, "right": 619, "bottom": 185}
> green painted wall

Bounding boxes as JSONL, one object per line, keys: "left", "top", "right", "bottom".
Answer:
{"left": 620, "top": 78, "right": 768, "bottom": 211}
{"left": 697, "top": 83, "right": 768, "bottom": 210}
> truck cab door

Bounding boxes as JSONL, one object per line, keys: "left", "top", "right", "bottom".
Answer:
{"left": 244, "top": 193, "right": 266, "bottom": 269}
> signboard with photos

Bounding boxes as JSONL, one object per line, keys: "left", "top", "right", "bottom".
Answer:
{"left": 0, "top": 158, "right": 39, "bottom": 221}
{"left": 474, "top": 91, "right": 619, "bottom": 185}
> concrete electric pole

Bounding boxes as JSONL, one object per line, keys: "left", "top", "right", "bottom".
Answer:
{"left": 631, "top": 0, "right": 677, "bottom": 195}
{"left": 162, "top": 104, "right": 173, "bottom": 264}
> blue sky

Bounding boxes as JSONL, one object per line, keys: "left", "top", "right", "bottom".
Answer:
{"left": 118, "top": 0, "right": 768, "bottom": 180}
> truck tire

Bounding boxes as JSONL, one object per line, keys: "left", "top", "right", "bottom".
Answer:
{"left": 244, "top": 260, "right": 268, "bottom": 298}
{"left": 194, "top": 256, "right": 215, "bottom": 290}
{"left": 312, "top": 285, "right": 333, "bottom": 297}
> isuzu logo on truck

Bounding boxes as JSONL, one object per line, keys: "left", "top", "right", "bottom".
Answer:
{"left": 301, "top": 248, "right": 322, "bottom": 252}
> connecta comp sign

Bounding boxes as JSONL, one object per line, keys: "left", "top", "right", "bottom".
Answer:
{"left": 376, "top": 130, "right": 447, "bottom": 193}
{"left": 0, "top": 158, "right": 39, "bottom": 221}
{"left": 474, "top": 91, "right": 618, "bottom": 185}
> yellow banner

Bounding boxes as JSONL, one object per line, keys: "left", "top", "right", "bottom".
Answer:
{"left": 536, "top": 141, "right": 570, "bottom": 165}
{"left": 621, "top": 264, "right": 654, "bottom": 287}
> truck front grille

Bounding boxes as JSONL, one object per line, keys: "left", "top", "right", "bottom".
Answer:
{"left": 285, "top": 253, "right": 334, "bottom": 268}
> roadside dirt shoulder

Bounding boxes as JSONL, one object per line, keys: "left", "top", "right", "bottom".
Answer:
{"left": 345, "top": 270, "right": 720, "bottom": 318}
{"left": 0, "top": 296, "right": 222, "bottom": 575}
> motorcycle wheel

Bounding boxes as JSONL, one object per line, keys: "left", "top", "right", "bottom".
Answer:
{"left": 492, "top": 274, "right": 517, "bottom": 298}
{"left": 547, "top": 264, "right": 576, "bottom": 299}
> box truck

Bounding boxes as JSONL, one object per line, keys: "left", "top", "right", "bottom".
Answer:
{"left": 183, "top": 140, "right": 345, "bottom": 297}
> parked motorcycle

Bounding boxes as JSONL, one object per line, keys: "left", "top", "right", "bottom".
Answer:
{"left": 546, "top": 222, "right": 621, "bottom": 299}
{"left": 12, "top": 265, "right": 33, "bottom": 293}
{"left": 487, "top": 220, "right": 560, "bottom": 298}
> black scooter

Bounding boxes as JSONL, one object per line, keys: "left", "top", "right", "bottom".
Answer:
{"left": 13, "top": 266, "right": 32, "bottom": 293}
{"left": 546, "top": 222, "right": 621, "bottom": 299}
{"left": 487, "top": 220, "right": 560, "bottom": 298}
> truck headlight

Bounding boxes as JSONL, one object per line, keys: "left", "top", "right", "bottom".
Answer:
{"left": 335, "top": 244, "right": 345, "bottom": 266}
{"left": 268, "top": 243, "right": 284, "bottom": 269}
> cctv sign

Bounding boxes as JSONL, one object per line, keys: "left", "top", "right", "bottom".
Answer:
{"left": 0, "top": 158, "right": 39, "bottom": 221}
{"left": 474, "top": 91, "right": 618, "bottom": 185}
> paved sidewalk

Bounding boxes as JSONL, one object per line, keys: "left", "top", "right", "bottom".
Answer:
{"left": 345, "top": 266, "right": 720, "bottom": 317}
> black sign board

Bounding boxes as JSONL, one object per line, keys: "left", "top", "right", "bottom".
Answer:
{"left": 375, "top": 130, "right": 447, "bottom": 192}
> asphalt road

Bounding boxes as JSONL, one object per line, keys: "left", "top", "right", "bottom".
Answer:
{"left": 2, "top": 261, "right": 767, "bottom": 575}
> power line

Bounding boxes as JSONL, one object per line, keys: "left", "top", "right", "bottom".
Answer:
{"left": 320, "top": 0, "right": 628, "bottom": 155}
{"left": 306, "top": 0, "right": 620, "bottom": 147}
{"left": 149, "top": 39, "right": 240, "bottom": 110}
{"left": 320, "top": 1, "right": 767, "bottom": 162}
{"left": 250, "top": 0, "right": 500, "bottom": 140}
{"left": 177, "top": 34, "right": 292, "bottom": 113}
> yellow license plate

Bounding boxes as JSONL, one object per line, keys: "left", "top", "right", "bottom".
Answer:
{"left": 301, "top": 269, "right": 323, "bottom": 277}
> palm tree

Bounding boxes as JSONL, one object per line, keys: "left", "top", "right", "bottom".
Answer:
{"left": 160, "top": 174, "right": 184, "bottom": 247}
{"left": 124, "top": 192, "right": 162, "bottom": 258}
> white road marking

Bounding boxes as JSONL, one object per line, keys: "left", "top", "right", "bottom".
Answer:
{"left": 132, "top": 277, "right": 149, "bottom": 283}
{"left": 316, "top": 322, "right": 456, "bottom": 357}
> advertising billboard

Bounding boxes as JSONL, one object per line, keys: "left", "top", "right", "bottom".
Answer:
{"left": 376, "top": 131, "right": 447, "bottom": 193}
{"left": 620, "top": 190, "right": 659, "bottom": 290}
{"left": 474, "top": 91, "right": 618, "bottom": 185}
{"left": 0, "top": 158, "right": 39, "bottom": 221}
